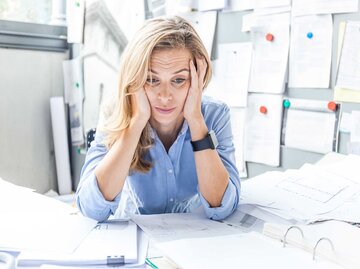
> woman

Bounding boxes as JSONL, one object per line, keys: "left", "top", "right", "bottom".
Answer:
{"left": 76, "top": 16, "right": 240, "bottom": 222}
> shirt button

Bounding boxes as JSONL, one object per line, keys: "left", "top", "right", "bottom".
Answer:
{"left": 170, "top": 198, "right": 174, "bottom": 202}
{"left": 168, "top": 169, "right": 173, "bottom": 174}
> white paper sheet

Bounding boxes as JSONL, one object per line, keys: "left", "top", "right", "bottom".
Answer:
{"left": 283, "top": 98, "right": 338, "bottom": 154}
{"left": 336, "top": 21, "right": 360, "bottom": 92}
{"left": 241, "top": 164, "right": 360, "bottom": 221}
{"left": 0, "top": 178, "right": 97, "bottom": 253}
{"left": 248, "top": 24, "right": 289, "bottom": 93}
{"left": 242, "top": 12, "right": 290, "bottom": 32}
{"left": 292, "top": 0, "right": 359, "bottom": 17}
{"left": 50, "top": 97, "right": 73, "bottom": 195}
{"left": 254, "top": 0, "right": 290, "bottom": 9}
{"left": 130, "top": 212, "right": 240, "bottom": 243}
{"left": 351, "top": 111, "right": 360, "bottom": 142}
{"left": 207, "top": 42, "right": 252, "bottom": 107}
{"left": 178, "top": 11, "right": 217, "bottom": 56}
{"left": 230, "top": 108, "right": 247, "bottom": 177}
{"left": 198, "top": 0, "right": 227, "bottom": 11}
{"left": 66, "top": 0, "right": 85, "bottom": 43}
{"left": 223, "top": 0, "right": 255, "bottom": 12}
{"left": 288, "top": 14, "right": 333, "bottom": 88}
{"left": 244, "top": 93, "right": 283, "bottom": 166}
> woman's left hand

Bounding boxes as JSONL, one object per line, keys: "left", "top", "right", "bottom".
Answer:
{"left": 183, "top": 58, "right": 207, "bottom": 124}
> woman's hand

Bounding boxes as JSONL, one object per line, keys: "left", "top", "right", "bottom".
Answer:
{"left": 183, "top": 58, "right": 207, "bottom": 124}
{"left": 131, "top": 87, "right": 151, "bottom": 128}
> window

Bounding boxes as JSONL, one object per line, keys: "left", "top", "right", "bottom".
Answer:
{"left": 0, "top": 0, "right": 52, "bottom": 24}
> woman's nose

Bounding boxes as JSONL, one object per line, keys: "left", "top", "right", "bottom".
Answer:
{"left": 157, "top": 86, "right": 172, "bottom": 103}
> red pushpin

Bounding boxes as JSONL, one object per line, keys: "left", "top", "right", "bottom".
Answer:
{"left": 260, "top": 106, "right": 267, "bottom": 114}
{"left": 328, "top": 101, "right": 337, "bottom": 111}
{"left": 266, "top": 33, "right": 274, "bottom": 42}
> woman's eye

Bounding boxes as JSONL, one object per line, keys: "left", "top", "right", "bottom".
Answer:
{"left": 146, "top": 78, "right": 159, "bottom": 84}
{"left": 173, "top": 78, "right": 186, "bottom": 84}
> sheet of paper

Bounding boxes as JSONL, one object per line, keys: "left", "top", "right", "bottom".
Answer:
{"left": 156, "top": 231, "right": 342, "bottom": 269}
{"left": 292, "top": 0, "right": 359, "bottom": 16}
{"left": 288, "top": 15, "right": 332, "bottom": 88}
{"left": 198, "top": 0, "right": 227, "bottom": 11}
{"left": 229, "top": 108, "right": 247, "bottom": 177}
{"left": 283, "top": 98, "right": 338, "bottom": 154}
{"left": 104, "top": 0, "right": 144, "bottom": 41}
{"left": 18, "top": 221, "right": 140, "bottom": 266}
{"left": 66, "top": 0, "right": 85, "bottom": 43}
{"left": 334, "top": 21, "right": 360, "bottom": 103}
{"left": 351, "top": 111, "right": 360, "bottom": 142}
{"left": 130, "top": 212, "right": 240, "bottom": 243}
{"left": 241, "top": 164, "right": 360, "bottom": 221}
{"left": 0, "top": 178, "right": 97, "bottom": 253}
{"left": 339, "top": 112, "right": 352, "bottom": 133}
{"left": 254, "top": 0, "right": 291, "bottom": 9}
{"left": 207, "top": 42, "right": 252, "bottom": 107}
{"left": 223, "top": 0, "right": 255, "bottom": 12}
{"left": 244, "top": 93, "right": 283, "bottom": 166}
{"left": 248, "top": 24, "right": 289, "bottom": 93}
{"left": 254, "top": 5, "right": 291, "bottom": 15}
{"left": 336, "top": 21, "right": 360, "bottom": 92}
{"left": 176, "top": 11, "right": 216, "bottom": 57}
{"left": 242, "top": 12, "right": 290, "bottom": 32}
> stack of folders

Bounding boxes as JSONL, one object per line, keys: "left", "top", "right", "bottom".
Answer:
{"left": 16, "top": 220, "right": 147, "bottom": 267}
{"left": 263, "top": 220, "right": 360, "bottom": 269}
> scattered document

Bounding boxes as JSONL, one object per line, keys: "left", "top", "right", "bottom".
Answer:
{"left": 283, "top": 98, "right": 339, "bottom": 154}
{"left": 351, "top": 110, "right": 360, "bottom": 142}
{"left": 17, "top": 221, "right": 143, "bottom": 267}
{"left": 248, "top": 24, "right": 289, "bottom": 93}
{"left": 253, "top": 0, "right": 291, "bottom": 9}
{"left": 66, "top": 0, "right": 85, "bottom": 43}
{"left": 198, "top": 0, "right": 227, "bottom": 11}
{"left": 223, "top": 0, "right": 255, "bottom": 12}
{"left": 334, "top": 21, "right": 360, "bottom": 103}
{"left": 288, "top": 15, "right": 332, "bottom": 88}
{"left": 241, "top": 163, "right": 360, "bottom": 221}
{"left": 336, "top": 21, "right": 360, "bottom": 92}
{"left": 292, "top": 0, "right": 359, "bottom": 17}
{"left": 208, "top": 42, "right": 252, "bottom": 107}
{"left": 0, "top": 178, "right": 97, "bottom": 253}
{"left": 178, "top": 11, "right": 217, "bottom": 57}
{"left": 244, "top": 93, "right": 283, "bottom": 166}
{"left": 62, "top": 58, "right": 84, "bottom": 145}
{"left": 242, "top": 12, "right": 290, "bottom": 32}
{"left": 156, "top": 232, "right": 343, "bottom": 269}
{"left": 130, "top": 212, "right": 240, "bottom": 243}
{"left": 229, "top": 108, "right": 247, "bottom": 178}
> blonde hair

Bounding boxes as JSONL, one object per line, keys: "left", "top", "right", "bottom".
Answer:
{"left": 99, "top": 16, "right": 212, "bottom": 173}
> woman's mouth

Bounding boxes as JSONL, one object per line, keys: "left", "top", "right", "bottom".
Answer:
{"left": 155, "top": 107, "right": 176, "bottom": 114}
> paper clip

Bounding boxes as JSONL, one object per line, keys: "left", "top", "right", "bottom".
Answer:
{"left": 282, "top": 226, "right": 304, "bottom": 248}
{"left": 313, "top": 237, "right": 334, "bottom": 261}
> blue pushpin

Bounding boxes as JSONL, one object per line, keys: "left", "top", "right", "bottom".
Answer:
{"left": 307, "top": 32, "right": 313, "bottom": 39}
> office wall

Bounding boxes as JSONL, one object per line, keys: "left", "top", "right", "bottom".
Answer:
{"left": 215, "top": 10, "right": 360, "bottom": 178}
{"left": 0, "top": 47, "right": 68, "bottom": 193}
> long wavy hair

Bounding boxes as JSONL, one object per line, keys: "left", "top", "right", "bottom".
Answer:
{"left": 99, "top": 16, "right": 212, "bottom": 173}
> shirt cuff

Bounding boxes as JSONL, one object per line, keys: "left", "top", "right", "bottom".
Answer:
{"left": 199, "top": 180, "right": 238, "bottom": 221}
{"left": 76, "top": 174, "right": 121, "bottom": 222}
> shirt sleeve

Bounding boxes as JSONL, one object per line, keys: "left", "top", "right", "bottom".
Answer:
{"left": 76, "top": 133, "right": 121, "bottom": 222}
{"left": 199, "top": 102, "right": 241, "bottom": 220}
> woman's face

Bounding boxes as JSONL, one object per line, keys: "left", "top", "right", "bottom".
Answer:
{"left": 145, "top": 48, "right": 192, "bottom": 128}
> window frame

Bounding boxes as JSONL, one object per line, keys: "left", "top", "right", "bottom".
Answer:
{"left": 0, "top": 20, "right": 68, "bottom": 52}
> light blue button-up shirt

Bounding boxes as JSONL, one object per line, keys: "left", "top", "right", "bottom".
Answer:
{"left": 76, "top": 96, "right": 241, "bottom": 222}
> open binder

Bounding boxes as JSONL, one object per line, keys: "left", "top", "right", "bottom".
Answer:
{"left": 263, "top": 220, "right": 360, "bottom": 269}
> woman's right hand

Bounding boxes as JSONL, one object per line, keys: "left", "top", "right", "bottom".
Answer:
{"left": 131, "top": 87, "right": 151, "bottom": 128}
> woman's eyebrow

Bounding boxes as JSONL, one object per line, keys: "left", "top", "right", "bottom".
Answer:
{"left": 174, "top": 68, "right": 190, "bottom": 74}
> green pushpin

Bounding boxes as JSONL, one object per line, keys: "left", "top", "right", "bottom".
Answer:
{"left": 75, "top": 82, "right": 80, "bottom": 88}
{"left": 75, "top": 1, "right": 80, "bottom": 7}
{"left": 77, "top": 147, "right": 81, "bottom": 154}
{"left": 283, "top": 99, "right": 290, "bottom": 108}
